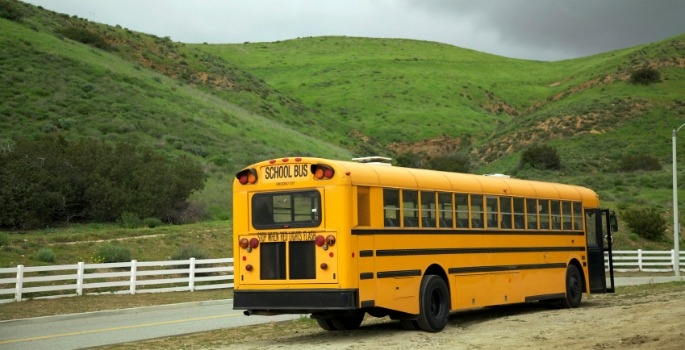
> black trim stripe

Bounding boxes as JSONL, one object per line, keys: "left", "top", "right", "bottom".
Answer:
{"left": 360, "top": 272, "right": 374, "bottom": 280}
{"left": 525, "top": 293, "right": 565, "bottom": 302}
{"left": 449, "top": 262, "right": 566, "bottom": 274}
{"left": 359, "top": 250, "right": 374, "bottom": 257}
{"left": 375, "top": 246, "right": 585, "bottom": 257}
{"left": 377, "top": 269, "right": 422, "bottom": 278}
{"left": 352, "top": 228, "right": 584, "bottom": 236}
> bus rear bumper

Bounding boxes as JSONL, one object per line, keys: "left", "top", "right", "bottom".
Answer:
{"left": 234, "top": 289, "right": 359, "bottom": 315}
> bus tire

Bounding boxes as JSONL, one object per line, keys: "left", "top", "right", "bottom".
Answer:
{"left": 416, "top": 274, "right": 450, "bottom": 332}
{"left": 559, "top": 264, "right": 583, "bottom": 308}
{"left": 330, "top": 311, "right": 365, "bottom": 330}
{"left": 400, "top": 319, "right": 420, "bottom": 330}
{"left": 315, "top": 317, "right": 336, "bottom": 331}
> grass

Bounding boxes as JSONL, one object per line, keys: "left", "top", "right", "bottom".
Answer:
{"left": 0, "top": 221, "right": 233, "bottom": 267}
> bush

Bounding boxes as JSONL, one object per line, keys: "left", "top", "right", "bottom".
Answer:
{"left": 171, "top": 245, "right": 209, "bottom": 260}
{"left": 629, "top": 67, "right": 661, "bottom": 85}
{"left": 0, "top": 233, "right": 7, "bottom": 247}
{"left": 36, "top": 248, "right": 56, "bottom": 263}
{"left": 118, "top": 212, "right": 141, "bottom": 229}
{"left": 58, "top": 26, "right": 111, "bottom": 51}
{"left": 0, "top": 0, "right": 24, "bottom": 21}
{"left": 0, "top": 135, "right": 207, "bottom": 229}
{"left": 143, "top": 217, "right": 162, "bottom": 228}
{"left": 619, "top": 153, "right": 661, "bottom": 171}
{"left": 96, "top": 243, "right": 132, "bottom": 263}
{"left": 519, "top": 144, "right": 561, "bottom": 170}
{"left": 622, "top": 207, "right": 667, "bottom": 241}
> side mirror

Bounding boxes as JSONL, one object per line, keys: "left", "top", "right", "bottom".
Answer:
{"left": 609, "top": 211, "right": 619, "bottom": 232}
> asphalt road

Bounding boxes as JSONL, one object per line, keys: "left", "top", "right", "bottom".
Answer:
{"left": 0, "top": 276, "right": 682, "bottom": 350}
{"left": 0, "top": 299, "right": 299, "bottom": 350}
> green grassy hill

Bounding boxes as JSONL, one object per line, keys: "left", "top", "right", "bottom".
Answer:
{"left": 2, "top": 0, "right": 685, "bottom": 253}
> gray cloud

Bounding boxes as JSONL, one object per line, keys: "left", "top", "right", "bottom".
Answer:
{"left": 21, "top": 0, "right": 685, "bottom": 61}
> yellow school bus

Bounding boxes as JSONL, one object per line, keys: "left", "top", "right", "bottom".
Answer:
{"left": 232, "top": 156, "right": 616, "bottom": 332}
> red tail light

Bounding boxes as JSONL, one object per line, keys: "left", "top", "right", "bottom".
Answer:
{"left": 312, "top": 164, "right": 335, "bottom": 180}
{"left": 236, "top": 168, "right": 258, "bottom": 185}
{"left": 239, "top": 238, "right": 249, "bottom": 249}
{"left": 249, "top": 237, "right": 260, "bottom": 249}
{"left": 315, "top": 235, "right": 325, "bottom": 247}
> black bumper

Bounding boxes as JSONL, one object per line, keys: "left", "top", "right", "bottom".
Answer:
{"left": 234, "top": 289, "right": 359, "bottom": 313}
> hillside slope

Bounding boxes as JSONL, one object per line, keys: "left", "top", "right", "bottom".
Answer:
{"left": 0, "top": 4, "right": 352, "bottom": 173}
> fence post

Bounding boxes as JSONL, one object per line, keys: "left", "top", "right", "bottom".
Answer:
{"left": 130, "top": 260, "right": 137, "bottom": 295}
{"left": 673, "top": 249, "right": 677, "bottom": 272}
{"left": 76, "top": 262, "right": 84, "bottom": 296}
{"left": 637, "top": 249, "right": 643, "bottom": 271}
{"left": 189, "top": 257, "right": 196, "bottom": 292}
{"left": 15, "top": 265, "right": 24, "bottom": 302}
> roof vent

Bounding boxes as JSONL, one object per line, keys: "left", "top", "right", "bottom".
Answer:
{"left": 484, "top": 173, "right": 511, "bottom": 178}
{"left": 351, "top": 156, "right": 392, "bottom": 165}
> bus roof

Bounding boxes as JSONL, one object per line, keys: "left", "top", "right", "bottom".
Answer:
{"left": 331, "top": 158, "right": 598, "bottom": 207}
{"left": 240, "top": 157, "right": 600, "bottom": 207}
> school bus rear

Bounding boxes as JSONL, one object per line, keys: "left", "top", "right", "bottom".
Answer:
{"left": 232, "top": 157, "right": 357, "bottom": 315}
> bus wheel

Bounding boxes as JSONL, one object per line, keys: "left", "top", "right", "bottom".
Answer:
{"left": 330, "top": 311, "right": 365, "bottom": 330}
{"left": 559, "top": 264, "right": 583, "bottom": 308}
{"left": 416, "top": 275, "right": 450, "bottom": 332}
{"left": 315, "top": 317, "right": 336, "bottom": 331}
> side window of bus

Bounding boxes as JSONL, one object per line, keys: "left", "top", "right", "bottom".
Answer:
{"left": 562, "top": 201, "right": 572, "bottom": 230}
{"left": 383, "top": 188, "right": 400, "bottom": 227}
{"left": 486, "top": 196, "right": 499, "bottom": 229}
{"left": 500, "top": 196, "right": 512, "bottom": 229}
{"left": 403, "top": 190, "right": 419, "bottom": 227}
{"left": 551, "top": 200, "right": 561, "bottom": 229}
{"left": 539, "top": 199, "right": 550, "bottom": 229}
{"left": 420, "top": 191, "right": 436, "bottom": 228}
{"left": 513, "top": 197, "right": 525, "bottom": 229}
{"left": 573, "top": 202, "right": 583, "bottom": 230}
{"left": 456, "top": 194, "right": 469, "bottom": 228}
{"left": 526, "top": 198, "right": 538, "bottom": 230}
{"left": 438, "top": 192, "right": 454, "bottom": 228}
{"left": 470, "top": 195, "right": 484, "bottom": 229}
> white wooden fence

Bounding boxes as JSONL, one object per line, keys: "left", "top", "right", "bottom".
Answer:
{"left": 0, "top": 258, "right": 233, "bottom": 303}
{"left": 607, "top": 250, "right": 684, "bottom": 272}
{"left": 1, "top": 250, "right": 682, "bottom": 304}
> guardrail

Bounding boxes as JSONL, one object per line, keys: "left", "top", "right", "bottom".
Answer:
{"left": 0, "top": 258, "right": 233, "bottom": 303}
{"left": 606, "top": 249, "right": 684, "bottom": 272}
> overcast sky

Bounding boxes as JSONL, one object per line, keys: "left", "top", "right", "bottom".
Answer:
{"left": 21, "top": 0, "right": 685, "bottom": 61}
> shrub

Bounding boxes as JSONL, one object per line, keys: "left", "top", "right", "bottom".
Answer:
{"left": 96, "top": 243, "right": 132, "bottom": 263}
{"left": 0, "top": 233, "right": 7, "bottom": 247}
{"left": 143, "top": 217, "right": 162, "bottom": 228}
{"left": 519, "top": 144, "right": 561, "bottom": 170}
{"left": 171, "top": 245, "right": 209, "bottom": 260}
{"left": 622, "top": 207, "right": 667, "bottom": 241}
{"left": 0, "top": 0, "right": 24, "bottom": 21}
{"left": 58, "top": 26, "right": 111, "bottom": 51}
{"left": 36, "top": 248, "right": 56, "bottom": 263}
{"left": 118, "top": 212, "right": 141, "bottom": 229}
{"left": 619, "top": 153, "right": 661, "bottom": 171}
{"left": 629, "top": 67, "right": 660, "bottom": 85}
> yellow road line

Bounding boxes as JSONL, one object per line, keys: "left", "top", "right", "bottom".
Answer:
{"left": 0, "top": 312, "right": 244, "bottom": 345}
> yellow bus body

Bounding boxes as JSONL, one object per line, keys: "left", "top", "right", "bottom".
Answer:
{"left": 233, "top": 157, "right": 613, "bottom": 331}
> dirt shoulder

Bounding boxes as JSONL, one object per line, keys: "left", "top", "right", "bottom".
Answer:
{"left": 95, "top": 282, "right": 685, "bottom": 350}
